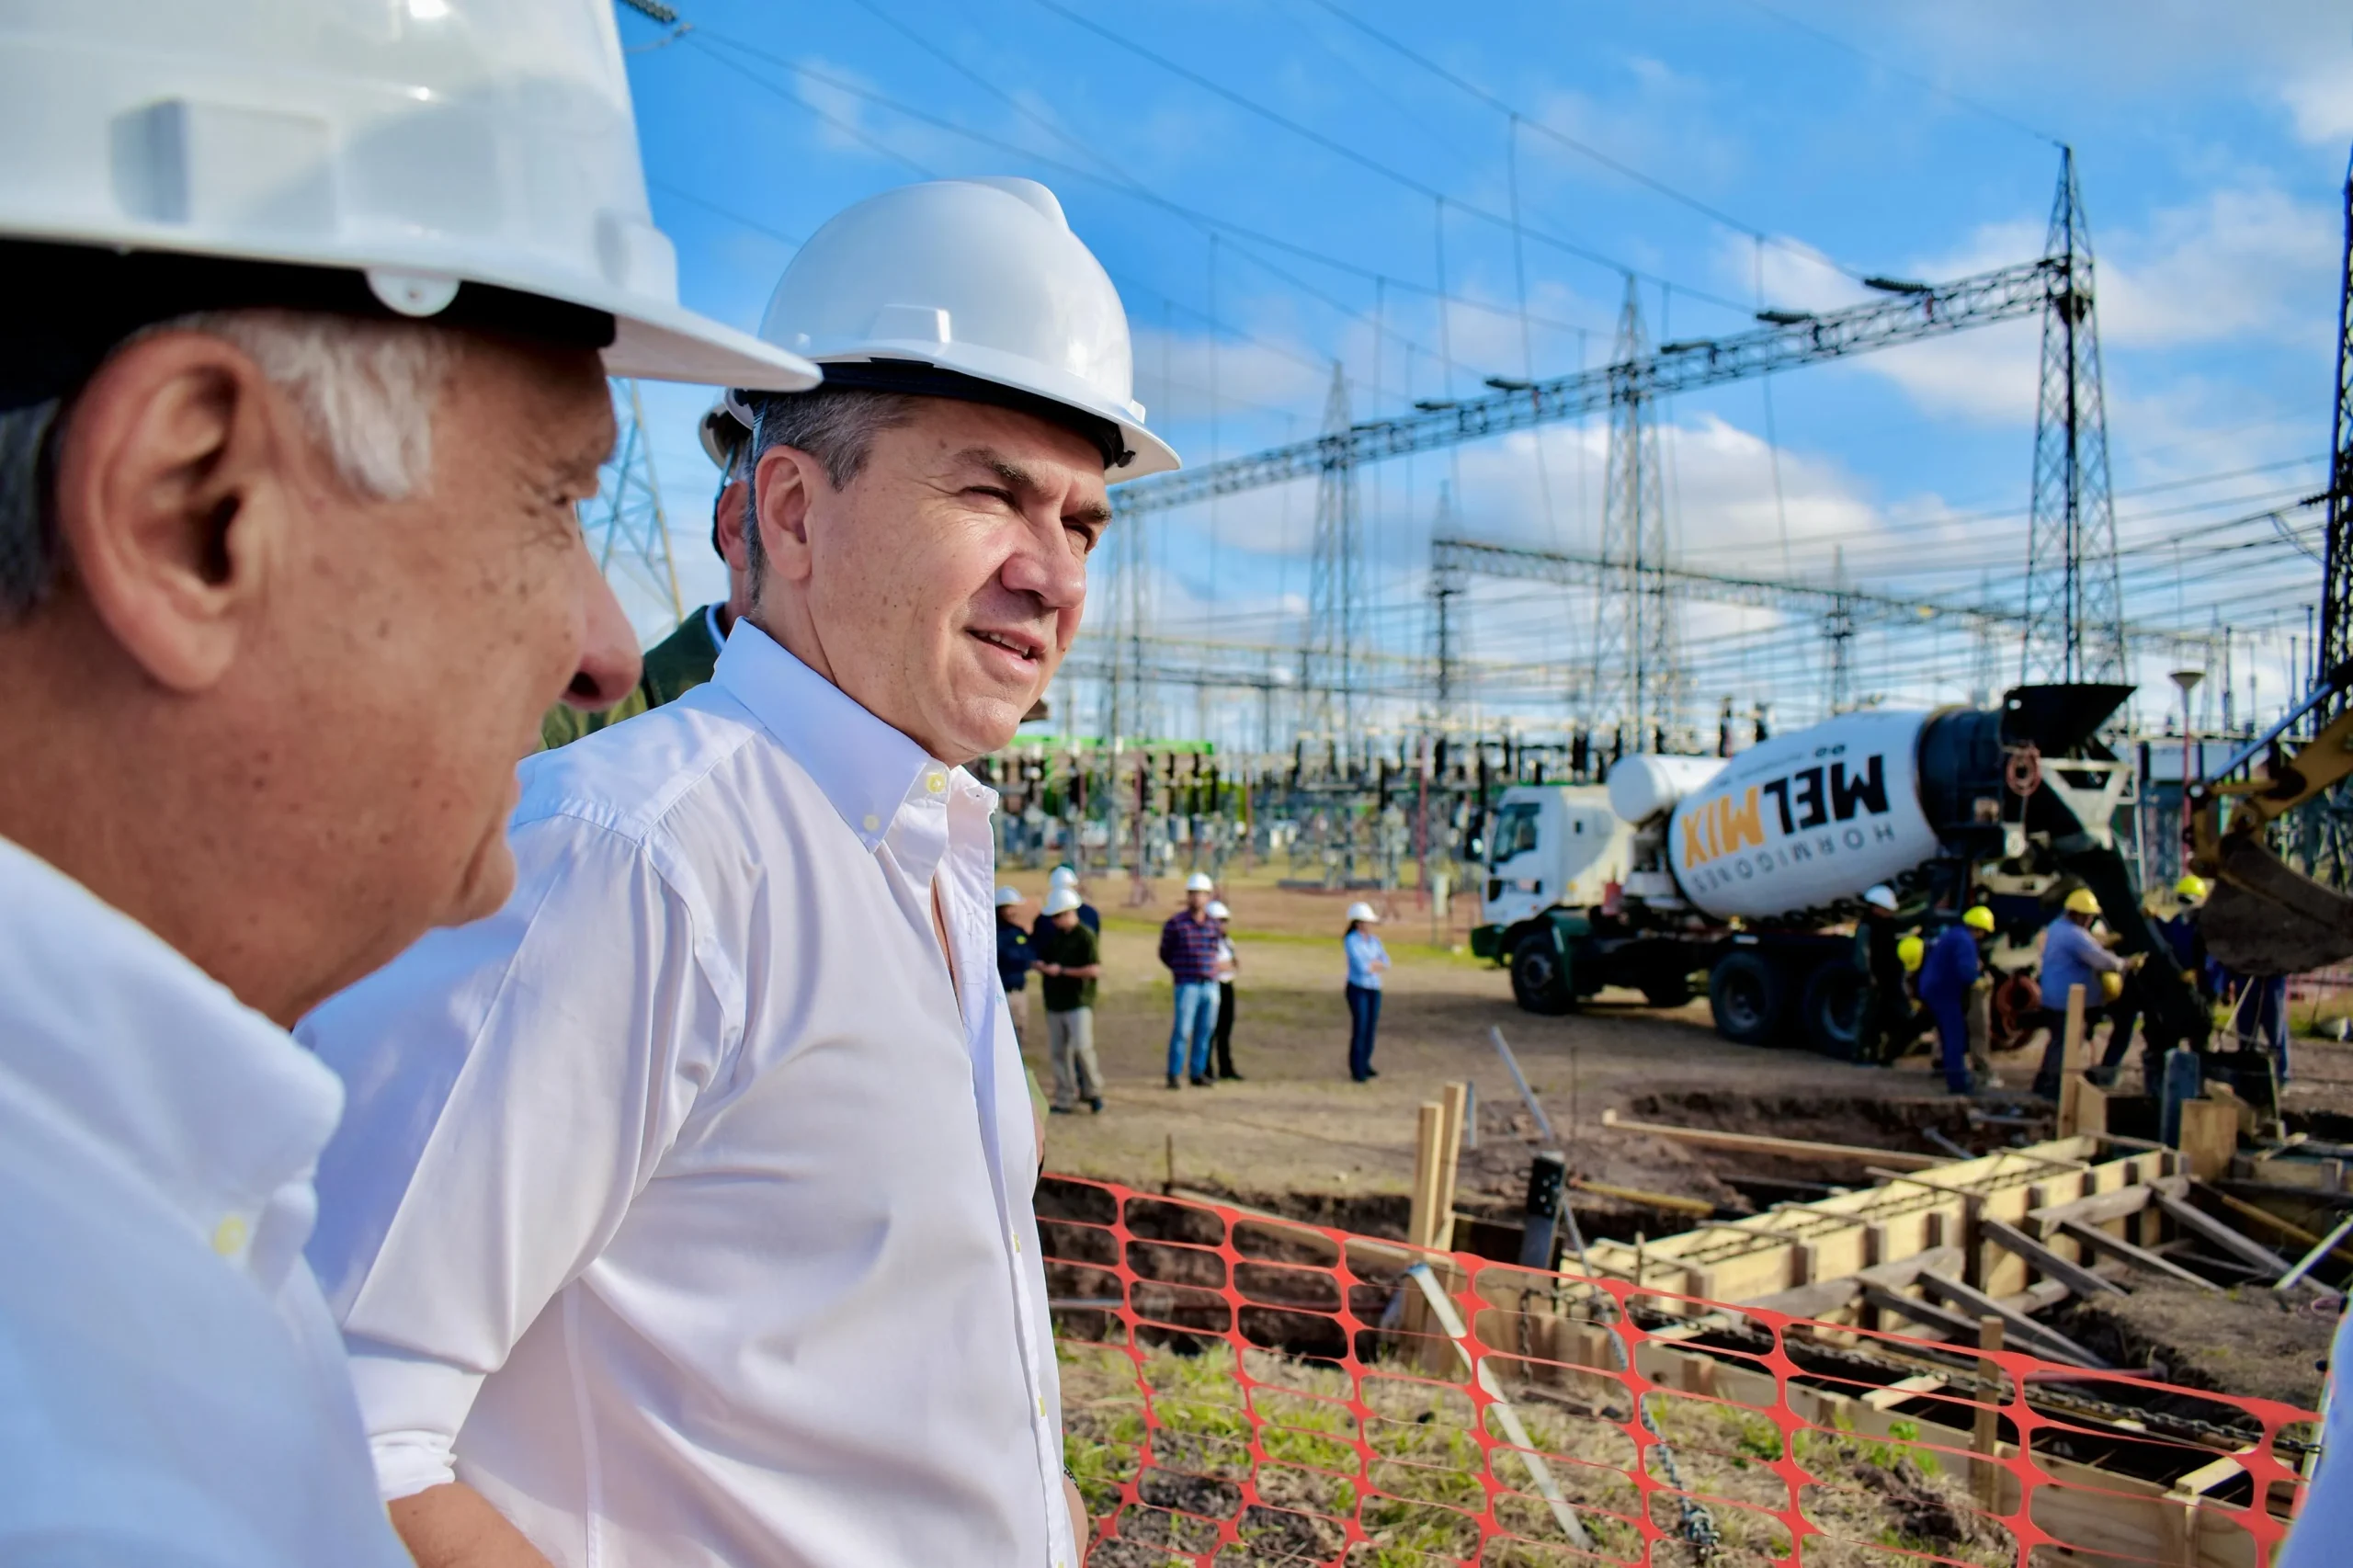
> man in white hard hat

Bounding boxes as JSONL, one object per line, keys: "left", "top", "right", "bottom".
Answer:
{"left": 1033, "top": 884, "right": 1106, "bottom": 1115}
{"left": 0, "top": 5, "right": 818, "bottom": 1563}
{"left": 1051, "top": 860, "right": 1102, "bottom": 933}
{"left": 996, "top": 882, "right": 1037, "bottom": 1048}
{"left": 541, "top": 400, "right": 757, "bottom": 748}
{"left": 1160, "top": 870, "right": 1226, "bottom": 1088}
{"left": 304, "top": 176, "right": 1174, "bottom": 1568}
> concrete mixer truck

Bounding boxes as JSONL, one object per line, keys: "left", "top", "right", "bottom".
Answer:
{"left": 1470, "top": 684, "right": 2213, "bottom": 1062}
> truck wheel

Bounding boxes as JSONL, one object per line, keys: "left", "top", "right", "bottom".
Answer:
{"left": 1708, "top": 951, "right": 1787, "bottom": 1045}
{"left": 1801, "top": 961, "right": 1871, "bottom": 1060}
{"left": 1510, "top": 933, "right": 1574, "bottom": 1016}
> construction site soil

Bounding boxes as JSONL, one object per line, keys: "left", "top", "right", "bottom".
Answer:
{"left": 1014, "top": 867, "right": 2353, "bottom": 1407}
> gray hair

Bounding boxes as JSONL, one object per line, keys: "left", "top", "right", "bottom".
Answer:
{"left": 741, "top": 387, "right": 917, "bottom": 596}
{"left": 0, "top": 309, "right": 453, "bottom": 622}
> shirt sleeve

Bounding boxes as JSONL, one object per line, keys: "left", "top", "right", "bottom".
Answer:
{"left": 301, "top": 812, "right": 733, "bottom": 1501}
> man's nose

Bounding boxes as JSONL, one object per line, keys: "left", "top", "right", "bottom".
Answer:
{"left": 1001, "top": 517, "right": 1090, "bottom": 611}
{"left": 558, "top": 538, "right": 642, "bottom": 710}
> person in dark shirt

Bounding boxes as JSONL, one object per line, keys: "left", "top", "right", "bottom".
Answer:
{"left": 1032, "top": 887, "right": 1104, "bottom": 1113}
{"left": 1855, "top": 885, "right": 1922, "bottom": 1064}
{"left": 1918, "top": 908, "right": 1994, "bottom": 1094}
{"left": 541, "top": 399, "right": 751, "bottom": 750}
{"left": 1159, "top": 873, "right": 1223, "bottom": 1088}
{"left": 995, "top": 886, "right": 1034, "bottom": 1049}
{"left": 1048, "top": 864, "right": 1100, "bottom": 933}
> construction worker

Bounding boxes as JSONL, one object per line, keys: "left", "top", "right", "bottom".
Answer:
{"left": 1033, "top": 884, "right": 1106, "bottom": 1115}
{"left": 2032, "top": 887, "right": 2129, "bottom": 1098}
{"left": 304, "top": 178, "right": 1173, "bottom": 1568}
{"left": 1051, "top": 860, "right": 1103, "bottom": 933}
{"left": 1209, "top": 898, "right": 1245, "bottom": 1080}
{"left": 1855, "top": 884, "right": 1921, "bottom": 1063}
{"left": 540, "top": 399, "right": 756, "bottom": 748}
{"left": 996, "top": 883, "right": 1036, "bottom": 1048}
{"left": 1344, "top": 902, "right": 1392, "bottom": 1081}
{"left": 1161, "top": 870, "right": 1225, "bottom": 1087}
{"left": 0, "top": 5, "right": 816, "bottom": 1562}
{"left": 1920, "top": 908, "right": 1996, "bottom": 1095}
{"left": 2160, "top": 873, "right": 2213, "bottom": 1000}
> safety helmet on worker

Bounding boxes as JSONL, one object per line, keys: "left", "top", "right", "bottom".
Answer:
{"left": 1961, "top": 905, "right": 1996, "bottom": 934}
{"left": 1896, "top": 935, "right": 1925, "bottom": 972}
{"left": 1861, "top": 884, "right": 1898, "bottom": 913}
{"left": 1184, "top": 871, "right": 1216, "bottom": 893}
{"left": 0, "top": 0, "right": 820, "bottom": 395}
{"left": 1049, "top": 865, "right": 1080, "bottom": 892}
{"left": 2175, "top": 874, "right": 2209, "bottom": 903}
{"left": 738, "top": 177, "right": 1178, "bottom": 481}
{"left": 1042, "top": 886, "right": 1082, "bottom": 917}
{"left": 1206, "top": 901, "right": 1231, "bottom": 921}
{"left": 701, "top": 398, "right": 752, "bottom": 472}
{"left": 2063, "top": 888, "right": 2101, "bottom": 917}
{"left": 1345, "top": 902, "right": 1381, "bottom": 925}
{"left": 993, "top": 886, "right": 1022, "bottom": 909}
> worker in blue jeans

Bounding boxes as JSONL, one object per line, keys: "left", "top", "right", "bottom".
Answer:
{"left": 1159, "top": 871, "right": 1224, "bottom": 1088}
{"left": 1918, "top": 906, "right": 1995, "bottom": 1095}
{"left": 1343, "top": 902, "right": 1390, "bottom": 1082}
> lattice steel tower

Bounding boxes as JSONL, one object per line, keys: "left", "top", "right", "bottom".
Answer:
{"left": 2317, "top": 149, "right": 2353, "bottom": 693}
{"left": 1596, "top": 278, "right": 1683, "bottom": 747}
{"left": 1305, "top": 363, "right": 1365, "bottom": 735}
{"left": 581, "top": 379, "right": 686, "bottom": 633}
{"left": 2019, "top": 148, "right": 2126, "bottom": 686}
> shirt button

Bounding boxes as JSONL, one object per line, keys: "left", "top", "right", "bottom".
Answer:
{"left": 862, "top": 813, "right": 881, "bottom": 832}
{"left": 211, "top": 1215, "right": 249, "bottom": 1256}
{"left": 926, "top": 772, "right": 946, "bottom": 793}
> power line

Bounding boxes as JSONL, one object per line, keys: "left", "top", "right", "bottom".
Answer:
{"left": 1723, "top": 0, "right": 2065, "bottom": 150}
{"left": 1300, "top": 0, "right": 1867, "bottom": 282}
{"left": 1023, "top": 0, "right": 1756, "bottom": 317}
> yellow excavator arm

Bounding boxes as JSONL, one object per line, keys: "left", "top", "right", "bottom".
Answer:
{"left": 2191, "top": 687, "right": 2353, "bottom": 974}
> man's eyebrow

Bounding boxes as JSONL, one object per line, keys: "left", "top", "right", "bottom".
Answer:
{"left": 953, "top": 446, "right": 1112, "bottom": 526}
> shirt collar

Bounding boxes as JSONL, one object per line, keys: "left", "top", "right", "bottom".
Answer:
{"left": 702, "top": 602, "right": 728, "bottom": 655}
{"left": 711, "top": 619, "right": 993, "bottom": 852}
{"left": 0, "top": 835, "right": 343, "bottom": 1250}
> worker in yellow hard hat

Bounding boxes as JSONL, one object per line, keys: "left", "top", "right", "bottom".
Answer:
{"left": 1897, "top": 934, "right": 1926, "bottom": 972}
{"left": 2175, "top": 874, "right": 2208, "bottom": 904}
{"left": 1920, "top": 909, "right": 1996, "bottom": 1095}
{"left": 2032, "top": 887, "right": 2128, "bottom": 1098}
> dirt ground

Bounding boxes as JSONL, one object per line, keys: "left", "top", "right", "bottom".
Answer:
{"left": 1012, "top": 865, "right": 2353, "bottom": 1232}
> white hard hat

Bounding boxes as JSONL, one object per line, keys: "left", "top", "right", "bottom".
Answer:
{"left": 1346, "top": 902, "right": 1381, "bottom": 925}
{"left": 0, "top": 0, "right": 819, "bottom": 394}
{"left": 744, "top": 178, "right": 1177, "bottom": 481}
{"left": 1206, "top": 901, "right": 1231, "bottom": 920}
{"left": 1184, "top": 871, "right": 1216, "bottom": 893}
{"left": 1861, "top": 885, "right": 1899, "bottom": 913}
{"left": 1042, "top": 887, "right": 1082, "bottom": 917}
{"left": 994, "top": 886, "right": 1022, "bottom": 909}
{"left": 1048, "top": 865, "right": 1080, "bottom": 891}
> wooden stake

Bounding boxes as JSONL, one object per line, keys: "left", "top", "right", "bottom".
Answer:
{"left": 1163, "top": 1132, "right": 1175, "bottom": 1196}
{"left": 1408, "top": 1102, "right": 1444, "bottom": 1249}
{"left": 2062, "top": 984, "right": 2088, "bottom": 1074}
{"left": 1972, "top": 1315, "right": 2005, "bottom": 1513}
{"left": 1435, "top": 1082, "right": 1470, "bottom": 1252}
{"left": 2176, "top": 1099, "right": 2237, "bottom": 1182}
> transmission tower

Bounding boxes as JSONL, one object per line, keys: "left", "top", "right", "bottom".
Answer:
{"left": 2318, "top": 149, "right": 2353, "bottom": 692}
{"left": 582, "top": 379, "right": 686, "bottom": 634}
{"left": 1097, "top": 486, "right": 1155, "bottom": 746}
{"left": 1305, "top": 363, "right": 1365, "bottom": 735}
{"left": 2018, "top": 147, "right": 2126, "bottom": 686}
{"left": 1595, "top": 278, "right": 1683, "bottom": 747}
{"left": 1823, "top": 545, "right": 1856, "bottom": 713}
{"left": 1427, "top": 482, "right": 1465, "bottom": 719}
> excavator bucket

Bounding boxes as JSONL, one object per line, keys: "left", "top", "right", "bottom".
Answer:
{"left": 2202, "top": 832, "right": 2353, "bottom": 976}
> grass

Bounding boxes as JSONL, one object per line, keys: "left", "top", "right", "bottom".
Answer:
{"left": 1059, "top": 1335, "right": 2017, "bottom": 1568}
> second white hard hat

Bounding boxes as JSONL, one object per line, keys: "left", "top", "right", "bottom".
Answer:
{"left": 1346, "top": 902, "right": 1381, "bottom": 925}
{"left": 1049, "top": 866, "right": 1081, "bottom": 891}
{"left": 1042, "top": 887, "right": 1083, "bottom": 917}
{"left": 1206, "top": 901, "right": 1231, "bottom": 920}
{"left": 994, "top": 886, "right": 1022, "bottom": 908}
{"left": 1184, "top": 871, "right": 1216, "bottom": 893}
{"left": 1861, "top": 885, "right": 1899, "bottom": 913}
{"left": 0, "top": 0, "right": 819, "bottom": 394}
{"left": 746, "top": 178, "right": 1177, "bottom": 481}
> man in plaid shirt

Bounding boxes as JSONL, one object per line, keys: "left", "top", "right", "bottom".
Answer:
{"left": 1159, "top": 872, "right": 1224, "bottom": 1089}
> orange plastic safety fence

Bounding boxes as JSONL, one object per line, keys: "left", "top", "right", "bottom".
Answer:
{"left": 1040, "top": 1176, "right": 2322, "bottom": 1568}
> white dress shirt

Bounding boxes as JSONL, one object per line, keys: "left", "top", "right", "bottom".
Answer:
{"left": 303, "top": 622, "right": 1072, "bottom": 1568}
{"left": 0, "top": 836, "right": 409, "bottom": 1568}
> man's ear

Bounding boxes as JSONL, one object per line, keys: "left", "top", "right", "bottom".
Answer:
{"left": 750, "top": 445, "right": 824, "bottom": 585}
{"left": 47, "top": 331, "right": 295, "bottom": 693}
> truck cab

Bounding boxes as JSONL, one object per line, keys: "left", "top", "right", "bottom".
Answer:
{"left": 1480, "top": 785, "right": 1634, "bottom": 932}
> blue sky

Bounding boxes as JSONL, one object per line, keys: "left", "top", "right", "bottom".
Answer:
{"left": 603, "top": 0, "right": 2352, "bottom": 745}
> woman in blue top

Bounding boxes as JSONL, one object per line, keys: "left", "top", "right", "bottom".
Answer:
{"left": 1343, "top": 901, "right": 1390, "bottom": 1082}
